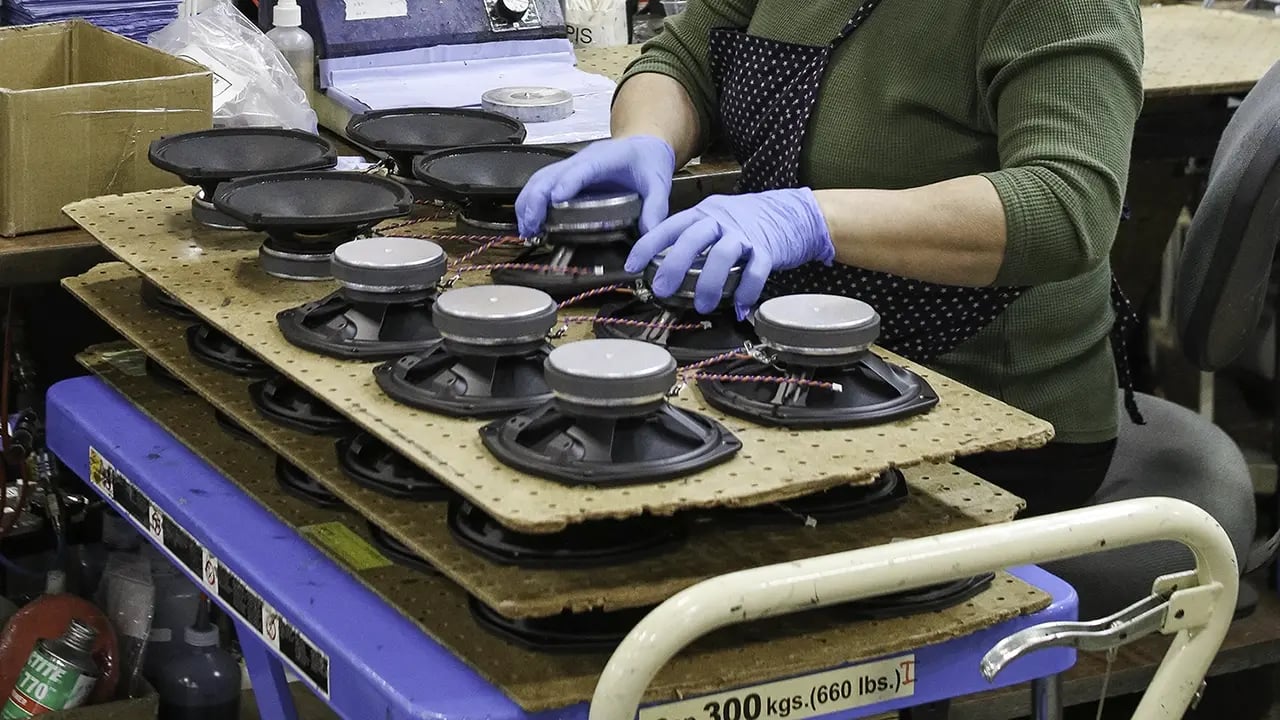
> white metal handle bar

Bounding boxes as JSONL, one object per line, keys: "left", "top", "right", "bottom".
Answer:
{"left": 588, "top": 497, "right": 1239, "bottom": 720}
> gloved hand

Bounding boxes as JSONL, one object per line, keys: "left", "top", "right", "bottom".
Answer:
{"left": 625, "top": 188, "right": 835, "bottom": 318}
{"left": 515, "top": 135, "right": 676, "bottom": 238}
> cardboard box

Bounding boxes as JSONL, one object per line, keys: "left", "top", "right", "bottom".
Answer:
{"left": 52, "top": 687, "right": 159, "bottom": 720}
{"left": 0, "top": 20, "right": 212, "bottom": 237}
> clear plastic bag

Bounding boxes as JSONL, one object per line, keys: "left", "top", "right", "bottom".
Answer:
{"left": 96, "top": 553, "right": 156, "bottom": 700}
{"left": 148, "top": 0, "right": 317, "bottom": 131}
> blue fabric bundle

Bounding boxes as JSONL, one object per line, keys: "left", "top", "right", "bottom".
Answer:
{"left": 2, "top": 0, "right": 181, "bottom": 42}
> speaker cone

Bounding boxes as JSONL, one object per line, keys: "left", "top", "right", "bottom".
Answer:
{"left": 336, "top": 432, "right": 452, "bottom": 501}
{"left": 186, "top": 324, "right": 272, "bottom": 377}
{"left": 149, "top": 127, "right": 337, "bottom": 229}
{"left": 275, "top": 457, "right": 344, "bottom": 509}
{"left": 249, "top": 375, "right": 353, "bottom": 435}
{"left": 212, "top": 171, "right": 414, "bottom": 280}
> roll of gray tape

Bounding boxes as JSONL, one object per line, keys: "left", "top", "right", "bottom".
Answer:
{"left": 481, "top": 86, "right": 575, "bottom": 123}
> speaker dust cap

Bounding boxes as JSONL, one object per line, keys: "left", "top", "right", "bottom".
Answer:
{"left": 432, "top": 285, "right": 558, "bottom": 346}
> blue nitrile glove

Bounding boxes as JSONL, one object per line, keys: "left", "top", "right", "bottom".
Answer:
{"left": 625, "top": 188, "right": 835, "bottom": 318}
{"left": 516, "top": 135, "right": 677, "bottom": 238}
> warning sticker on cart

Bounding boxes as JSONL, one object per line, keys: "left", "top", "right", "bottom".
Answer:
{"left": 639, "top": 654, "right": 916, "bottom": 720}
{"left": 201, "top": 549, "right": 219, "bottom": 593}
{"left": 86, "top": 447, "right": 331, "bottom": 698}
{"left": 262, "top": 601, "right": 282, "bottom": 651}
{"left": 88, "top": 448, "right": 118, "bottom": 497}
{"left": 147, "top": 505, "right": 166, "bottom": 544}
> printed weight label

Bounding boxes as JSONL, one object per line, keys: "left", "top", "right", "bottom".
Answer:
{"left": 639, "top": 655, "right": 916, "bottom": 720}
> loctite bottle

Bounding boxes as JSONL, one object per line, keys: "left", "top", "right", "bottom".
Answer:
{"left": 1, "top": 620, "right": 101, "bottom": 718}
{"left": 0, "top": 571, "right": 118, "bottom": 706}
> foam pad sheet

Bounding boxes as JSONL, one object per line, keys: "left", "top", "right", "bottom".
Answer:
{"left": 76, "top": 347, "right": 1051, "bottom": 712}
{"left": 64, "top": 266, "right": 1026, "bottom": 617}
{"left": 1142, "top": 6, "right": 1280, "bottom": 98}
{"left": 65, "top": 189, "right": 1053, "bottom": 532}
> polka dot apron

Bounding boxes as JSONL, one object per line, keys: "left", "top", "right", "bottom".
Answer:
{"left": 707, "top": 0, "right": 1144, "bottom": 424}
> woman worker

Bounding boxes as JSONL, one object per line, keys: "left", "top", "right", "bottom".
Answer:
{"left": 515, "top": 0, "right": 1146, "bottom": 516}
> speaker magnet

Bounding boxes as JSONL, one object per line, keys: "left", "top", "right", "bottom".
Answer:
{"left": 481, "top": 87, "right": 574, "bottom": 123}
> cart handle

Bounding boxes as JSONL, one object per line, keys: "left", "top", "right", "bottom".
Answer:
{"left": 588, "top": 497, "right": 1238, "bottom": 720}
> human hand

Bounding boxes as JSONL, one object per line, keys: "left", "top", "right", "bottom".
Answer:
{"left": 515, "top": 135, "right": 677, "bottom": 238}
{"left": 624, "top": 188, "right": 834, "bottom": 318}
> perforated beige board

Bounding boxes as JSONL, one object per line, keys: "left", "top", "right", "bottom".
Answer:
{"left": 76, "top": 347, "right": 1051, "bottom": 712}
{"left": 65, "top": 267, "right": 1026, "bottom": 618}
{"left": 61, "top": 187, "right": 461, "bottom": 261}
{"left": 1143, "top": 6, "right": 1280, "bottom": 97}
{"left": 574, "top": 44, "right": 641, "bottom": 81}
{"left": 64, "top": 192, "right": 1053, "bottom": 531}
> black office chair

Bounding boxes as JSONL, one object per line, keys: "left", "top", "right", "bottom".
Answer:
{"left": 1043, "top": 60, "right": 1280, "bottom": 618}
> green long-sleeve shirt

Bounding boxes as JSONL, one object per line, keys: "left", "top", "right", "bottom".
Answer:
{"left": 622, "top": 0, "right": 1145, "bottom": 443}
